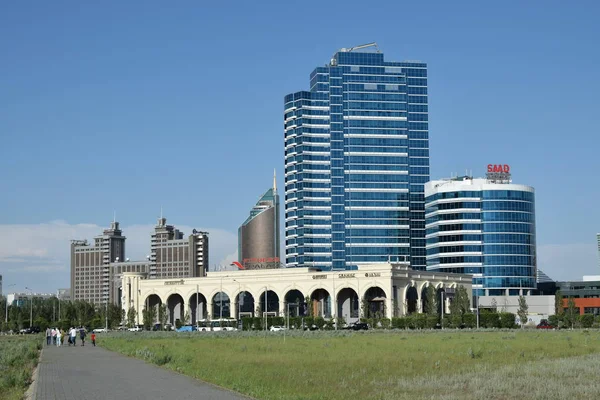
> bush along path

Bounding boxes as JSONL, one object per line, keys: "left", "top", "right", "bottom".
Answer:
{"left": 0, "top": 335, "right": 42, "bottom": 400}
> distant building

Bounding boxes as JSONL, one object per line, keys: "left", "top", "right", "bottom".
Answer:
{"left": 425, "top": 174, "right": 536, "bottom": 296}
{"left": 237, "top": 173, "right": 281, "bottom": 270}
{"left": 56, "top": 288, "right": 71, "bottom": 301}
{"left": 7, "top": 292, "right": 55, "bottom": 306}
{"left": 109, "top": 260, "right": 150, "bottom": 308}
{"left": 559, "top": 279, "right": 600, "bottom": 316}
{"left": 150, "top": 217, "right": 208, "bottom": 279}
{"left": 70, "top": 221, "right": 126, "bottom": 304}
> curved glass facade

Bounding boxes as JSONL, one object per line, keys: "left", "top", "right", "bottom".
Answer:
{"left": 425, "top": 178, "right": 536, "bottom": 295}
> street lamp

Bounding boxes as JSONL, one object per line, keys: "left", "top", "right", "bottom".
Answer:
{"left": 25, "top": 287, "right": 34, "bottom": 328}
{"left": 5, "top": 284, "right": 16, "bottom": 324}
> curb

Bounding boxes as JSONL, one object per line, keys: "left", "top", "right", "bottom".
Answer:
{"left": 24, "top": 345, "right": 44, "bottom": 400}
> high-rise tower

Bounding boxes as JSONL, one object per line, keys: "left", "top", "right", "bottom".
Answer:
{"left": 284, "top": 44, "right": 428, "bottom": 270}
{"left": 238, "top": 172, "right": 281, "bottom": 269}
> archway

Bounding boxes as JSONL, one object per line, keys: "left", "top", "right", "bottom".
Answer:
{"left": 166, "top": 293, "right": 185, "bottom": 326}
{"left": 284, "top": 289, "right": 305, "bottom": 317}
{"left": 405, "top": 286, "right": 418, "bottom": 314}
{"left": 188, "top": 293, "right": 208, "bottom": 326}
{"left": 144, "top": 294, "right": 162, "bottom": 324}
{"left": 236, "top": 291, "right": 255, "bottom": 319}
{"left": 212, "top": 292, "right": 231, "bottom": 319}
{"left": 364, "top": 286, "right": 386, "bottom": 318}
{"left": 336, "top": 288, "right": 359, "bottom": 323}
{"left": 310, "top": 289, "right": 331, "bottom": 318}
{"left": 259, "top": 290, "right": 279, "bottom": 316}
{"left": 421, "top": 285, "right": 430, "bottom": 313}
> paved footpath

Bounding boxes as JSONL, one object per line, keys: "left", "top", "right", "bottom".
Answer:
{"left": 33, "top": 342, "right": 250, "bottom": 400}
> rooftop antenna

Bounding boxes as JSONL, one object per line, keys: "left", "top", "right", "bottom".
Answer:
{"left": 273, "top": 168, "right": 277, "bottom": 192}
{"left": 113, "top": 210, "right": 116, "bottom": 223}
{"left": 160, "top": 206, "right": 163, "bottom": 219}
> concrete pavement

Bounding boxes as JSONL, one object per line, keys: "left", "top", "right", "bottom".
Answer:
{"left": 33, "top": 342, "right": 249, "bottom": 399}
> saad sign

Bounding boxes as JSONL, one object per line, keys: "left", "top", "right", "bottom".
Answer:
{"left": 233, "top": 258, "right": 281, "bottom": 270}
{"left": 486, "top": 164, "right": 511, "bottom": 183}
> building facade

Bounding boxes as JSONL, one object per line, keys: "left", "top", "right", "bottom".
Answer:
{"left": 150, "top": 217, "right": 208, "bottom": 279}
{"left": 284, "top": 43, "right": 429, "bottom": 271}
{"left": 70, "top": 221, "right": 126, "bottom": 304}
{"left": 7, "top": 292, "right": 55, "bottom": 306}
{"left": 238, "top": 174, "right": 281, "bottom": 269}
{"left": 597, "top": 233, "right": 600, "bottom": 269}
{"left": 121, "top": 262, "right": 472, "bottom": 326}
{"left": 425, "top": 176, "right": 537, "bottom": 296}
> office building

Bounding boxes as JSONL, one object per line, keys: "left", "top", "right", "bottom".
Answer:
{"left": 284, "top": 43, "right": 429, "bottom": 270}
{"left": 150, "top": 217, "right": 208, "bottom": 279}
{"left": 597, "top": 233, "right": 600, "bottom": 269}
{"left": 109, "top": 260, "right": 150, "bottom": 308}
{"left": 70, "top": 220, "right": 126, "bottom": 304}
{"left": 56, "top": 288, "right": 71, "bottom": 301}
{"left": 237, "top": 173, "right": 281, "bottom": 269}
{"left": 425, "top": 174, "right": 536, "bottom": 296}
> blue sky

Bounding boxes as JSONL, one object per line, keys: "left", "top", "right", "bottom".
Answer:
{"left": 1, "top": 1, "right": 599, "bottom": 293}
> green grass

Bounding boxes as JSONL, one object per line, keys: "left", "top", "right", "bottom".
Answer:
{"left": 0, "top": 335, "right": 42, "bottom": 400}
{"left": 100, "top": 330, "right": 600, "bottom": 400}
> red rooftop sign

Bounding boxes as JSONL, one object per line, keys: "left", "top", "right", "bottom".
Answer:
{"left": 486, "top": 164, "right": 511, "bottom": 183}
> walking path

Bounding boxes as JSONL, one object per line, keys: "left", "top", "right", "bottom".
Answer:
{"left": 33, "top": 342, "right": 249, "bottom": 399}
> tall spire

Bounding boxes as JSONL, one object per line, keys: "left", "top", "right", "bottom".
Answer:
{"left": 113, "top": 210, "right": 116, "bottom": 223}
{"left": 273, "top": 169, "right": 277, "bottom": 193}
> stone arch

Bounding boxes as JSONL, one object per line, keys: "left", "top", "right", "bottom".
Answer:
{"left": 420, "top": 282, "right": 431, "bottom": 313}
{"left": 236, "top": 291, "right": 255, "bottom": 319}
{"left": 310, "top": 288, "right": 331, "bottom": 318}
{"left": 259, "top": 289, "right": 279, "bottom": 316}
{"left": 336, "top": 287, "right": 359, "bottom": 323}
{"left": 144, "top": 294, "right": 162, "bottom": 324}
{"left": 363, "top": 286, "right": 387, "bottom": 318}
{"left": 188, "top": 292, "right": 208, "bottom": 325}
{"left": 405, "top": 285, "right": 419, "bottom": 314}
{"left": 284, "top": 289, "right": 305, "bottom": 317}
{"left": 166, "top": 293, "right": 185, "bottom": 326}
{"left": 212, "top": 292, "right": 231, "bottom": 319}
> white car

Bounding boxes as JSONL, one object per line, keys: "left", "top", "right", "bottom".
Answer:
{"left": 128, "top": 326, "right": 142, "bottom": 332}
{"left": 93, "top": 328, "right": 109, "bottom": 333}
{"left": 270, "top": 325, "right": 287, "bottom": 332}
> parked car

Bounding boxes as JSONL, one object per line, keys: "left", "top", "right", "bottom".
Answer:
{"left": 536, "top": 319, "right": 554, "bottom": 329}
{"left": 176, "top": 325, "right": 197, "bottom": 332}
{"left": 270, "top": 325, "right": 287, "bottom": 332}
{"left": 128, "top": 325, "right": 143, "bottom": 332}
{"left": 350, "top": 322, "right": 369, "bottom": 331}
{"left": 93, "top": 328, "right": 109, "bottom": 333}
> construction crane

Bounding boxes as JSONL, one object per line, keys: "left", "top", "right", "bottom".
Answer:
{"left": 342, "top": 42, "right": 380, "bottom": 53}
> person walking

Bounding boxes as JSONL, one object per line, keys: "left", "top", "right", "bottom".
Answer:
{"left": 46, "top": 327, "right": 52, "bottom": 346}
{"left": 56, "top": 328, "right": 62, "bottom": 347}
{"left": 91, "top": 332, "right": 96, "bottom": 347}
{"left": 52, "top": 328, "right": 57, "bottom": 345}
{"left": 70, "top": 327, "right": 77, "bottom": 346}
{"left": 79, "top": 328, "right": 86, "bottom": 346}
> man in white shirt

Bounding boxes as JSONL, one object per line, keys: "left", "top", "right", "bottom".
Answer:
{"left": 69, "top": 327, "right": 77, "bottom": 346}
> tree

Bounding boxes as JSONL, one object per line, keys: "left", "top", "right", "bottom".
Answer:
{"left": 142, "top": 307, "right": 154, "bottom": 331}
{"left": 424, "top": 285, "right": 438, "bottom": 315}
{"left": 183, "top": 310, "right": 191, "bottom": 325}
{"left": 517, "top": 296, "right": 528, "bottom": 327}
{"left": 554, "top": 290, "right": 564, "bottom": 316}
{"left": 449, "top": 286, "right": 471, "bottom": 316}
{"left": 490, "top": 298, "right": 498, "bottom": 312}
{"left": 127, "top": 307, "right": 137, "bottom": 328}
{"left": 565, "top": 297, "right": 578, "bottom": 329}
{"left": 158, "top": 304, "right": 168, "bottom": 328}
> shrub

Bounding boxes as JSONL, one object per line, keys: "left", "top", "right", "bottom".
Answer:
{"left": 463, "top": 313, "right": 476, "bottom": 328}
{"left": 391, "top": 317, "right": 406, "bottom": 329}
{"left": 380, "top": 318, "right": 391, "bottom": 329}
{"left": 579, "top": 314, "right": 594, "bottom": 328}
{"left": 499, "top": 312, "right": 516, "bottom": 329}
{"left": 425, "top": 315, "right": 439, "bottom": 329}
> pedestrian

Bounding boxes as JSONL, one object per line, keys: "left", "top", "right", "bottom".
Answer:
{"left": 91, "top": 332, "right": 96, "bottom": 347}
{"left": 56, "top": 328, "right": 62, "bottom": 347}
{"left": 80, "top": 328, "right": 86, "bottom": 346}
{"left": 46, "top": 327, "right": 52, "bottom": 346}
{"left": 70, "top": 327, "right": 77, "bottom": 346}
{"left": 52, "top": 328, "right": 57, "bottom": 345}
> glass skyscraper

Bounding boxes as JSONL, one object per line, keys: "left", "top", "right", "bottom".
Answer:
{"left": 284, "top": 44, "right": 429, "bottom": 271}
{"left": 425, "top": 176, "right": 537, "bottom": 296}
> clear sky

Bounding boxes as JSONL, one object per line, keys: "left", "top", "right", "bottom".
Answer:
{"left": 1, "top": 0, "right": 599, "bottom": 293}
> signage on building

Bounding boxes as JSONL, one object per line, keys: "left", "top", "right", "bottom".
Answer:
{"left": 164, "top": 280, "right": 185, "bottom": 285}
{"left": 312, "top": 275, "right": 327, "bottom": 279}
{"left": 486, "top": 164, "right": 511, "bottom": 183}
{"left": 232, "top": 258, "right": 281, "bottom": 270}
{"left": 339, "top": 273, "right": 356, "bottom": 278}
{"left": 365, "top": 272, "right": 381, "bottom": 277}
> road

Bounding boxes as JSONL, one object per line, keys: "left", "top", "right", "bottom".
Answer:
{"left": 33, "top": 341, "right": 250, "bottom": 399}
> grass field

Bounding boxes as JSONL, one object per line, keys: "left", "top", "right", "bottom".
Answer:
{"left": 100, "top": 330, "right": 600, "bottom": 400}
{"left": 0, "top": 335, "right": 42, "bottom": 400}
